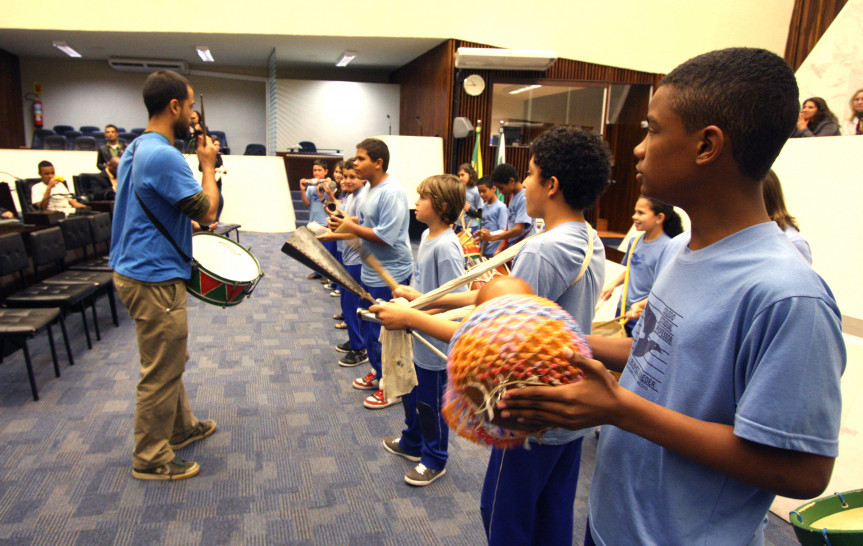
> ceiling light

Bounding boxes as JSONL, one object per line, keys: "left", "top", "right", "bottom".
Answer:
{"left": 196, "top": 46, "right": 214, "bottom": 62}
{"left": 509, "top": 84, "right": 541, "bottom": 95}
{"left": 53, "top": 41, "right": 81, "bottom": 58}
{"left": 336, "top": 51, "right": 357, "bottom": 67}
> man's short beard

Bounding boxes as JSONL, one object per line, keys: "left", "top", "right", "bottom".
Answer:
{"left": 173, "top": 118, "right": 191, "bottom": 141}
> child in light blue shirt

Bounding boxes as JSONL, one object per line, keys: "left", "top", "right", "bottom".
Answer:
{"left": 381, "top": 174, "right": 466, "bottom": 487}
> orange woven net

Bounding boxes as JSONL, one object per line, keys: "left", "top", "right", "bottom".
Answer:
{"left": 443, "top": 294, "right": 591, "bottom": 449}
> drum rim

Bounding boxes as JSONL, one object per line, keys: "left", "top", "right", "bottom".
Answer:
{"left": 790, "top": 488, "right": 863, "bottom": 535}
{"left": 192, "top": 231, "right": 263, "bottom": 278}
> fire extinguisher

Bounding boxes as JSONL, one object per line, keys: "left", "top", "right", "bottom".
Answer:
{"left": 32, "top": 98, "right": 43, "bottom": 128}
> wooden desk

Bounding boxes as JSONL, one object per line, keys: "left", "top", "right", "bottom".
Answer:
{"left": 277, "top": 151, "right": 344, "bottom": 191}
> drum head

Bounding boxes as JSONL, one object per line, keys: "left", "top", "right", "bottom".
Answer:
{"left": 192, "top": 232, "right": 261, "bottom": 282}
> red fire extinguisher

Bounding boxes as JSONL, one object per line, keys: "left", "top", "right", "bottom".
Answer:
{"left": 32, "top": 98, "right": 43, "bottom": 128}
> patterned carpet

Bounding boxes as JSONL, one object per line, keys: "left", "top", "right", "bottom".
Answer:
{"left": 0, "top": 231, "right": 800, "bottom": 545}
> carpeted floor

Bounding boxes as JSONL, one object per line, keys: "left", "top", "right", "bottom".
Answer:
{"left": 0, "top": 231, "right": 801, "bottom": 545}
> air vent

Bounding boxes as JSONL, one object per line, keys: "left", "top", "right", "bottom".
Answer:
{"left": 108, "top": 57, "right": 189, "bottom": 74}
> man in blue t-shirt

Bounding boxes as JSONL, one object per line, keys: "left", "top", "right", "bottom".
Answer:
{"left": 110, "top": 70, "right": 221, "bottom": 482}
{"left": 497, "top": 48, "right": 845, "bottom": 545}
{"left": 328, "top": 138, "right": 413, "bottom": 410}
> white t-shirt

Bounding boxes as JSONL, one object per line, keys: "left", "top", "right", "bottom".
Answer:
{"left": 31, "top": 181, "right": 76, "bottom": 214}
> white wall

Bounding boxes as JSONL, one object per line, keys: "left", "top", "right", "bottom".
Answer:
{"left": 0, "top": 149, "right": 295, "bottom": 233}
{"left": 3, "top": 0, "right": 793, "bottom": 74}
{"left": 19, "top": 58, "right": 266, "bottom": 154}
{"left": 771, "top": 136, "right": 863, "bottom": 321}
{"left": 275, "top": 79, "right": 399, "bottom": 156}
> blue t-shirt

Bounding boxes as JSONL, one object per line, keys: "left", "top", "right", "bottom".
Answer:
{"left": 617, "top": 232, "right": 672, "bottom": 312}
{"left": 339, "top": 184, "right": 368, "bottom": 267}
{"left": 784, "top": 225, "right": 812, "bottom": 264}
{"left": 506, "top": 189, "right": 535, "bottom": 246}
{"left": 358, "top": 176, "right": 413, "bottom": 286}
{"left": 589, "top": 222, "right": 845, "bottom": 546}
{"left": 110, "top": 132, "right": 202, "bottom": 282}
{"left": 481, "top": 199, "right": 508, "bottom": 257}
{"left": 464, "top": 185, "right": 483, "bottom": 230}
{"left": 511, "top": 221, "right": 605, "bottom": 445}
{"left": 305, "top": 183, "right": 329, "bottom": 225}
{"left": 411, "top": 228, "right": 466, "bottom": 371}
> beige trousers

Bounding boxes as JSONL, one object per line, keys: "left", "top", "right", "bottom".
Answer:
{"left": 114, "top": 273, "right": 199, "bottom": 470}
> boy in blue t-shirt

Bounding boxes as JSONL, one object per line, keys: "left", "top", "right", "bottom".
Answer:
{"left": 498, "top": 48, "right": 845, "bottom": 546}
{"left": 372, "top": 126, "right": 610, "bottom": 543}
{"left": 381, "top": 174, "right": 466, "bottom": 487}
{"left": 299, "top": 160, "right": 334, "bottom": 282}
{"left": 477, "top": 163, "right": 535, "bottom": 253}
{"left": 317, "top": 159, "right": 368, "bottom": 367}
{"left": 328, "top": 138, "right": 413, "bottom": 410}
{"left": 474, "top": 176, "right": 508, "bottom": 258}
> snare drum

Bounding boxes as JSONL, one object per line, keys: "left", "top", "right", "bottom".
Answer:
{"left": 469, "top": 261, "right": 510, "bottom": 291}
{"left": 186, "top": 232, "right": 263, "bottom": 307}
{"left": 791, "top": 489, "right": 863, "bottom": 546}
{"left": 458, "top": 229, "right": 482, "bottom": 262}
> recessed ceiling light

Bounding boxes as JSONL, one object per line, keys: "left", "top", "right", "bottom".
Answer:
{"left": 196, "top": 46, "right": 214, "bottom": 62}
{"left": 509, "top": 84, "right": 541, "bottom": 95}
{"left": 52, "top": 41, "right": 81, "bottom": 58}
{"left": 336, "top": 51, "right": 357, "bottom": 67}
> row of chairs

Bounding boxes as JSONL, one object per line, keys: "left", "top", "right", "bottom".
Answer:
{"left": 32, "top": 129, "right": 141, "bottom": 151}
{"left": 33, "top": 128, "right": 232, "bottom": 152}
{"left": 0, "top": 213, "right": 116, "bottom": 401}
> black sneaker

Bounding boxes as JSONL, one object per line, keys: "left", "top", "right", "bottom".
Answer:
{"left": 336, "top": 341, "right": 352, "bottom": 353}
{"left": 169, "top": 419, "right": 217, "bottom": 450}
{"left": 339, "top": 350, "right": 369, "bottom": 367}
{"left": 405, "top": 463, "right": 446, "bottom": 486}
{"left": 132, "top": 457, "right": 200, "bottom": 481}
{"left": 382, "top": 436, "right": 420, "bottom": 462}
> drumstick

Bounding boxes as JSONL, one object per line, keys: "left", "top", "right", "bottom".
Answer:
{"left": 347, "top": 239, "right": 400, "bottom": 291}
{"left": 334, "top": 218, "right": 400, "bottom": 291}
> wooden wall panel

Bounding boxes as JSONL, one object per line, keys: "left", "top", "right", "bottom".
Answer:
{"left": 785, "top": 0, "right": 848, "bottom": 70}
{"left": 0, "top": 48, "right": 26, "bottom": 149}
{"left": 391, "top": 40, "right": 455, "bottom": 163}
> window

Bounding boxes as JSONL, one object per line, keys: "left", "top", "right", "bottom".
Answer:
{"left": 490, "top": 82, "right": 608, "bottom": 146}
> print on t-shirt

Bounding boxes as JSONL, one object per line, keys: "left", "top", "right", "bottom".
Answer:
{"left": 628, "top": 296, "right": 680, "bottom": 393}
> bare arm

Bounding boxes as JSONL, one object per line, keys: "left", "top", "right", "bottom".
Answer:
{"left": 299, "top": 179, "right": 311, "bottom": 207}
{"left": 328, "top": 214, "right": 389, "bottom": 246}
{"left": 196, "top": 135, "right": 220, "bottom": 225}
{"left": 370, "top": 302, "right": 460, "bottom": 344}
{"left": 497, "top": 351, "right": 835, "bottom": 499}
{"left": 479, "top": 223, "right": 527, "bottom": 243}
{"left": 599, "top": 271, "right": 626, "bottom": 303}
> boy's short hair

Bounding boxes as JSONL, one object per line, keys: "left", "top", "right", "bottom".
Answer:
{"left": 143, "top": 70, "right": 191, "bottom": 119}
{"left": 417, "top": 174, "right": 466, "bottom": 225}
{"left": 476, "top": 175, "right": 491, "bottom": 188}
{"left": 356, "top": 138, "right": 389, "bottom": 172}
{"left": 530, "top": 126, "right": 611, "bottom": 211}
{"left": 105, "top": 124, "right": 117, "bottom": 132}
{"left": 343, "top": 157, "right": 357, "bottom": 171}
{"left": 660, "top": 47, "right": 798, "bottom": 180}
{"left": 490, "top": 164, "right": 517, "bottom": 186}
{"left": 38, "top": 160, "right": 53, "bottom": 172}
{"left": 312, "top": 159, "right": 328, "bottom": 170}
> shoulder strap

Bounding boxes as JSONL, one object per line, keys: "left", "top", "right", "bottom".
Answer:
{"left": 569, "top": 222, "right": 595, "bottom": 287}
{"left": 619, "top": 233, "right": 644, "bottom": 322}
{"left": 130, "top": 140, "right": 195, "bottom": 265}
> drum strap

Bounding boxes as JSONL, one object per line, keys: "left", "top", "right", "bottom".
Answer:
{"left": 129, "top": 141, "right": 197, "bottom": 267}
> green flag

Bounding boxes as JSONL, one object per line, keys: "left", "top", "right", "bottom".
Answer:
{"left": 470, "top": 121, "right": 483, "bottom": 179}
